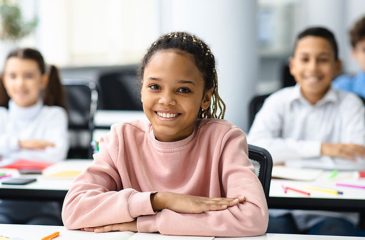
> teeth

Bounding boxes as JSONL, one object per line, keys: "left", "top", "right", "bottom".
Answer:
{"left": 307, "top": 76, "right": 319, "bottom": 81}
{"left": 157, "top": 112, "right": 177, "bottom": 118}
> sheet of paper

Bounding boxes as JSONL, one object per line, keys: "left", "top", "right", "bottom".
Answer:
{"left": 272, "top": 166, "right": 323, "bottom": 181}
{"left": 285, "top": 157, "right": 365, "bottom": 170}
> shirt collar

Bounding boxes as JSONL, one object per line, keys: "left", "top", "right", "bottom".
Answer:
{"left": 9, "top": 99, "right": 43, "bottom": 121}
{"left": 289, "top": 84, "right": 337, "bottom": 106}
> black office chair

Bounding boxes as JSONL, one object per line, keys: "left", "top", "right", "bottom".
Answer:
{"left": 248, "top": 93, "right": 271, "bottom": 130}
{"left": 97, "top": 65, "right": 142, "bottom": 110}
{"left": 281, "top": 61, "right": 296, "bottom": 88}
{"left": 248, "top": 144, "right": 273, "bottom": 200}
{"left": 64, "top": 81, "right": 98, "bottom": 159}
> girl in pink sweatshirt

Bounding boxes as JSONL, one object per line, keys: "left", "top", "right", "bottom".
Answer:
{"left": 62, "top": 32, "right": 268, "bottom": 237}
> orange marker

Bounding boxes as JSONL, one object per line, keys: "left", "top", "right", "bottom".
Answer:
{"left": 41, "top": 231, "right": 60, "bottom": 240}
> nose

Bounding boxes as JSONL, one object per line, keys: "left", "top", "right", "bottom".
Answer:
{"left": 308, "top": 59, "right": 319, "bottom": 71}
{"left": 13, "top": 77, "right": 26, "bottom": 88}
{"left": 158, "top": 91, "right": 176, "bottom": 106}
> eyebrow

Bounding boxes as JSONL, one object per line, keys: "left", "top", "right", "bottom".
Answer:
{"left": 147, "top": 77, "right": 196, "bottom": 85}
{"left": 297, "top": 52, "right": 332, "bottom": 58}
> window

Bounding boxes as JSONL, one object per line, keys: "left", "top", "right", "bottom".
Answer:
{"left": 35, "top": 0, "right": 160, "bottom": 66}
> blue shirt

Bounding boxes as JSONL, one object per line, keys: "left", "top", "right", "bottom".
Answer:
{"left": 333, "top": 71, "right": 365, "bottom": 98}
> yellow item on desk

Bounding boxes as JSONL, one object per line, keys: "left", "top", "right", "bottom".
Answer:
{"left": 41, "top": 231, "right": 60, "bottom": 240}
{"left": 306, "top": 186, "right": 343, "bottom": 196}
{"left": 44, "top": 170, "right": 81, "bottom": 178}
{"left": 42, "top": 160, "right": 92, "bottom": 179}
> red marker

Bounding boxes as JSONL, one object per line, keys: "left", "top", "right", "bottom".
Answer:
{"left": 282, "top": 185, "right": 311, "bottom": 196}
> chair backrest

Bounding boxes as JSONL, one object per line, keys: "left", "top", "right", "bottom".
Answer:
{"left": 248, "top": 93, "right": 271, "bottom": 130}
{"left": 248, "top": 144, "right": 273, "bottom": 200}
{"left": 63, "top": 81, "right": 98, "bottom": 159}
{"left": 97, "top": 65, "right": 142, "bottom": 110}
{"left": 280, "top": 61, "right": 296, "bottom": 88}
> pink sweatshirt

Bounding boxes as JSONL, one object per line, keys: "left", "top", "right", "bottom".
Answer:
{"left": 62, "top": 119, "right": 268, "bottom": 237}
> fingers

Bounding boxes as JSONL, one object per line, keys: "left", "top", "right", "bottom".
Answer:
{"left": 205, "top": 196, "right": 246, "bottom": 211}
{"left": 337, "top": 144, "right": 365, "bottom": 160}
{"left": 321, "top": 143, "right": 365, "bottom": 160}
{"left": 45, "top": 141, "right": 55, "bottom": 147}
{"left": 82, "top": 224, "right": 123, "bottom": 233}
{"left": 19, "top": 140, "right": 55, "bottom": 149}
{"left": 93, "top": 224, "right": 119, "bottom": 233}
{"left": 83, "top": 221, "right": 137, "bottom": 233}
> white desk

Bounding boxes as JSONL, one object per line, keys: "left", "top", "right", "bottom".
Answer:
{"left": 0, "top": 224, "right": 362, "bottom": 240}
{"left": 269, "top": 169, "right": 365, "bottom": 212}
{"left": 2, "top": 161, "right": 365, "bottom": 212}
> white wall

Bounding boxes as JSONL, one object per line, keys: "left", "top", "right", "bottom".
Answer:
{"left": 294, "top": 0, "right": 365, "bottom": 73}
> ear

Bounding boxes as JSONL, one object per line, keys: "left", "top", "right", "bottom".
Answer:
{"left": 41, "top": 74, "right": 49, "bottom": 90}
{"left": 288, "top": 57, "right": 295, "bottom": 75}
{"left": 334, "top": 59, "right": 342, "bottom": 76}
{"left": 201, "top": 88, "right": 213, "bottom": 110}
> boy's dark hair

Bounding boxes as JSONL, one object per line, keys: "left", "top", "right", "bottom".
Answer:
{"left": 138, "top": 31, "right": 226, "bottom": 119}
{"left": 349, "top": 15, "right": 365, "bottom": 48}
{"left": 293, "top": 27, "right": 339, "bottom": 60}
{"left": 0, "top": 48, "right": 66, "bottom": 110}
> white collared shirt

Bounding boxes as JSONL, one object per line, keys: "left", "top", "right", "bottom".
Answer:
{"left": 249, "top": 86, "right": 364, "bottom": 229}
{"left": 248, "top": 85, "right": 365, "bottom": 169}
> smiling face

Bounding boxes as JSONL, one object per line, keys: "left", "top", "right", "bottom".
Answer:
{"left": 141, "top": 49, "right": 211, "bottom": 142}
{"left": 289, "top": 36, "right": 341, "bottom": 104}
{"left": 2, "top": 57, "right": 47, "bottom": 107}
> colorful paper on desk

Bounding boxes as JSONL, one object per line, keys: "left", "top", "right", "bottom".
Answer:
{"left": 272, "top": 166, "right": 323, "bottom": 181}
{"left": 0, "top": 159, "right": 52, "bottom": 171}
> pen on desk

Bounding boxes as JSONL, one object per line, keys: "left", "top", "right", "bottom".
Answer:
{"left": 41, "top": 231, "right": 60, "bottom": 240}
{"left": 306, "top": 186, "right": 343, "bottom": 195}
{"left": 336, "top": 183, "right": 365, "bottom": 189}
{"left": 282, "top": 185, "right": 311, "bottom": 196}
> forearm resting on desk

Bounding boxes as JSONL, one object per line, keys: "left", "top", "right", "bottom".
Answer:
{"left": 19, "top": 139, "right": 55, "bottom": 150}
{"left": 321, "top": 143, "right": 365, "bottom": 160}
{"left": 150, "top": 192, "right": 245, "bottom": 213}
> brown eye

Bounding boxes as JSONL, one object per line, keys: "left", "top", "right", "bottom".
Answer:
{"left": 148, "top": 84, "right": 160, "bottom": 91}
{"left": 24, "top": 72, "right": 35, "bottom": 79}
{"left": 177, "top": 87, "right": 191, "bottom": 94}
{"left": 7, "top": 73, "right": 17, "bottom": 79}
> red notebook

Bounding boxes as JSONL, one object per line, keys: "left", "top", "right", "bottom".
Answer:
{"left": 2, "top": 159, "right": 53, "bottom": 171}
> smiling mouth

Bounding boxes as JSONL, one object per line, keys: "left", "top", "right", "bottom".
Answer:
{"left": 156, "top": 111, "right": 179, "bottom": 119}
{"left": 305, "top": 76, "right": 321, "bottom": 83}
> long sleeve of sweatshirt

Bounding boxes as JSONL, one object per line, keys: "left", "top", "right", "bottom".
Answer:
{"left": 62, "top": 120, "right": 268, "bottom": 237}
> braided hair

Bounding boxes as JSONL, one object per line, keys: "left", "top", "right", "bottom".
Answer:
{"left": 138, "top": 32, "right": 226, "bottom": 119}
